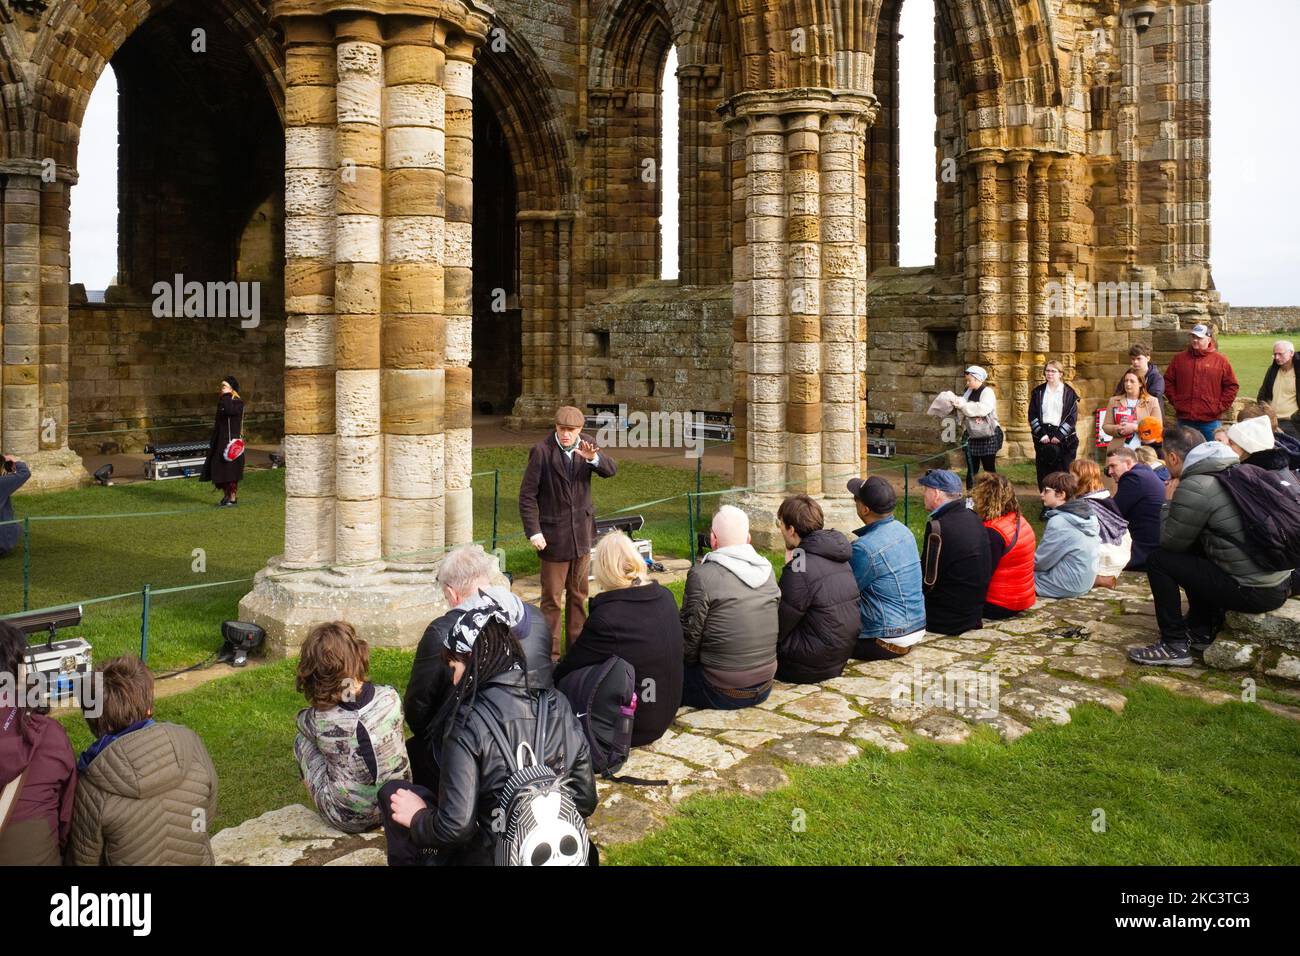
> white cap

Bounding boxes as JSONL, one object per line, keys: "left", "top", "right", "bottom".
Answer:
{"left": 1190, "top": 323, "right": 1211, "bottom": 339}
{"left": 1227, "top": 416, "right": 1275, "bottom": 456}
{"left": 964, "top": 366, "right": 989, "bottom": 383}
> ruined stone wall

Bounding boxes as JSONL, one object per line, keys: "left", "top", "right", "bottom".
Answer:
{"left": 67, "top": 297, "right": 285, "bottom": 455}
{"left": 576, "top": 282, "right": 731, "bottom": 415}
{"left": 1222, "top": 307, "right": 1300, "bottom": 336}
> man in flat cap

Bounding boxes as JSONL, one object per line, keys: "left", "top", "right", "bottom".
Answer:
{"left": 519, "top": 405, "right": 618, "bottom": 659}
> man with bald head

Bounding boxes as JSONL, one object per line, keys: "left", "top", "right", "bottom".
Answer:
{"left": 679, "top": 505, "right": 781, "bottom": 709}
{"left": 1258, "top": 340, "right": 1300, "bottom": 438}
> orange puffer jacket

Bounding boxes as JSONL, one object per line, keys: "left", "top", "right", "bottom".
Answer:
{"left": 984, "top": 512, "right": 1036, "bottom": 612}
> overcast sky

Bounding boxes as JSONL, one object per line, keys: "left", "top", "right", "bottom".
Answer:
{"left": 72, "top": 1, "right": 1297, "bottom": 306}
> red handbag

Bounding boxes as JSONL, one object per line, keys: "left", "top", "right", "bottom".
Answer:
{"left": 222, "top": 410, "right": 245, "bottom": 462}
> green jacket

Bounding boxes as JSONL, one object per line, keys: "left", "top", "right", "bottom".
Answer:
{"left": 1161, "top": 443, "right": 1291, "bottom": 589}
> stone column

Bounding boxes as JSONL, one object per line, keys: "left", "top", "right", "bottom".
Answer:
{"left": 382, "top": 18, "right": 446, "bottom": 568}
{"left": 1030, "top": 155, "right": 1053, "bottom": 364}
{"left": 442, "top": 36, "right": 475, "bottom": 547}
{"left": 2, "top": 174, "right": 41, "bottom": 460}
{"left": 1007, "top": 151, "right": 1033, "bottom": 454}
{"left": 333, "top": 14, "right": 385, "bottom": 569}
{"left": 242, "top": 0, "right": 490, "bottom": 655}
{"left": 722, "top": 92, "right": 875, "bottom": 550}
{"left": 281, "top": 14, "right": 338, "bottom": 569}
{"left": 0, "top": 171, "right": 87, "bottom": 490}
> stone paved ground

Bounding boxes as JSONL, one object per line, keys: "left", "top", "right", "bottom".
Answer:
{"left": 211, "top": 577, "right": 1300, "bottom": 865}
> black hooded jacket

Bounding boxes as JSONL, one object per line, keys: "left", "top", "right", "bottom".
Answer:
{"left": 775, "top": 529, "right": 861, "bottom": 683}
{"left": 407, "top": 669, "right": 596, "bottom": 864}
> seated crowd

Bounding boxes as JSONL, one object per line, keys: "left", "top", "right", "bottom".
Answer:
{"left": 5, "top": 402, "right": 1298, "bottom": 867}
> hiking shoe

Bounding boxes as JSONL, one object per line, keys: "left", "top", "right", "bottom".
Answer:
{"left": 1190, "top": 637, "right": 1214, "bottom": 654}
{"left": 1128, "top": 641, "right": 1194, "bottom": 666}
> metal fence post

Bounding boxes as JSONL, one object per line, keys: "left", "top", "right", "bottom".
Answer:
{"left": 491, "top": 469, "right": 500, "bottom": 552}
{"left": 139, "top": 584, "right": 152, "bottom": 664}
{"left": 687, "top": 492, "right": 697, "bottom": 564}
{"left": 21, "top": 517, "right": 30, "bottom": 611}
{"left": 903, "top": 463, "right": 910, "bottom": 528}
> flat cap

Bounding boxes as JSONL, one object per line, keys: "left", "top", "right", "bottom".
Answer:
{"left": 555, "top": 405, "right": 585, "bottom": 428}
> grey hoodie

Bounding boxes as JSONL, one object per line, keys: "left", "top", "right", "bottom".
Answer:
{"left": 1035, "top": 499, "right": 1101, "bottom": 599}
{"left": 681, "top": 543, "right": 780, "bottom": 678}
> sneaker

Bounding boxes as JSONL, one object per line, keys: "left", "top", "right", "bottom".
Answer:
{"left": 1190, "top": 637, "right": 1214, "bottom": 654}
{"left": 1128, "top": 641, "right": 1194, "bottom": 667}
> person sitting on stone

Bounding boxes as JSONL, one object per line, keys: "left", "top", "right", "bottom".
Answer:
{"left": 972, "top": 473, "right": 1036, "bottom": 620}
{"left": 0, "top": 621, "right": 76, "bottom": 866}
{"left": 1106, "top": 446, "right": 1165, "bottom": 572}
{"left": 1133, "top": 444, "right": 1171, "bottom": 481}
{"left": 1070, "top": 459, "right": 1131, "bottom": 589}
{"left": 380, "top": 610, "right": 596, "bottom": 866}
{"left": 294, "top": 622, "right": 411, "bottom": 833}
{"left": 405, "top": 545, "right": 552, "bottom": 788}
{"left": 554, "top": 531, "right": 682, "bottom": 748}
{"left": 1225, "top": 414, "right": 1291, "bottom": 472}
{"left": 67, "top": 656, "right": 218, "bottom": 866}
{"left": 919, "top": 469, "right": 993, "bottom": 635}
{"left": 1034, "top": 471, "right": 1100, "bottom": 600}
{"left": 846, "top": 476, "right": 927, "bottom": 660}
{"left": 679, "top": 505, "right": 780, "bottom": 710}
{"left": 1128, "top": 426, "right": 1292, "bottom": 666}
{"left": 772, "top": 494, "right": 860, "bottom": 682}
{"left": 1236, "top": 400, "right": 1300, "bottom": 469}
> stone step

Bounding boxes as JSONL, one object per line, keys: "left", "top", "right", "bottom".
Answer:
{"left": 1204, "top": 599, "right": 1300, "bottom": 683}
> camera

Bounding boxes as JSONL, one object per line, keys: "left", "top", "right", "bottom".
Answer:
{"left": 2, "top": 457, "right": 14, "bottom": 474}
{"left": 697, "top": 531, "right": 711, "bottom": 558}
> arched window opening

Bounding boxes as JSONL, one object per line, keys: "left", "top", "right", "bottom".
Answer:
{"left": 70, "top": 67, "right": 119, "bottom": 300}
{"left": 660, "top": 44, "right": 680, "bottom": 280}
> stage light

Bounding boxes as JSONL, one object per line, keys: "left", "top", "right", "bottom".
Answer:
{"left": 218, "top": 621, "right": 265, "bottom": 667}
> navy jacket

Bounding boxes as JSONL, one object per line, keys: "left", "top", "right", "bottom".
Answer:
{"left": 921, "top": 500, "right": 993, "bottom": 635}
{"left": 1113, "top": 463, "right": 1165, "bottom": 570}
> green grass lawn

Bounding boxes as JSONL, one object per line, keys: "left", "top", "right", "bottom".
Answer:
{"left": 1217, "top": 333, "right": 1286, "bottom": 401}
{"left": 607, "top": 683, "right": 1300, "bottom": 865}
{"left": 52, "top": 654, "right": 1300, "bottom": 862}
{"left": 2, "top": 448, "right": 727, "bottom": 671}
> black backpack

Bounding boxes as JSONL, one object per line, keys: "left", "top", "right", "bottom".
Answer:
{"left": 478, "top": 691, "right": 590, "bottom": 867}
{"left": 555, "top": 656, "right": 637, "bottom": 776}
{"left": 1212, "top": 463, "right": 1300, "bottom": 572}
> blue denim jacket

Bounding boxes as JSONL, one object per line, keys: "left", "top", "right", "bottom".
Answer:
{"left": 850, "top": 517, "right": 927, "bottom": 639}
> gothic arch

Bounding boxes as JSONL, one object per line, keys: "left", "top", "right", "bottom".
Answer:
{"left": 475, "top": 23, "right": 574, "bottom": 213}
{"left": 28, "top": 0, "right": 283, "bottom": 168}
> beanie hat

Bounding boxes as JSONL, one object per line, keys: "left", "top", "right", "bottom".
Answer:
{"left": 1137, "top": 416, "right": 1162, "bottom": 444}
{"left": 1227, "top": 416, "right": 1275, "bottom": 456}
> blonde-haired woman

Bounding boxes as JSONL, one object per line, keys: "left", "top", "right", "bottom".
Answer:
{"left": 553, "top": 532, "right": 683, "bottom": 747}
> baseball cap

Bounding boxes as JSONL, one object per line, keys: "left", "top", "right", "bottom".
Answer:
{"left": 1190, "top": 323, "right": 1211, "bottom": 339}
{"left": 917, "top": 469, "right": 963, "bottom": 494}
{"left": 846, "top": 475, "right": 897, "bottom": 514}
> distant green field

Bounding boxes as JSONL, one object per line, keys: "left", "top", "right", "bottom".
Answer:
{"left": 1217, "top": 333, "right": 1287, "bottom": 401}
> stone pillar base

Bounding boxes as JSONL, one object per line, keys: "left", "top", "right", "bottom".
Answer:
{"left": 238, "top": 559, "right": 448, "bottom": 658}
{"left": 504, "top": 394, "right": 568, "bottom": 432}
{"left": 722, "top": 490, "right": 862, "bottom": 554}
{"left": 16, "top": 448, "right": 91, "bottom": 493}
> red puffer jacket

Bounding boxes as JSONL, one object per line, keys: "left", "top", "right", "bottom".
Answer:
{"left": 984, "top": 512, "right": 1036, "bottom": 612}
